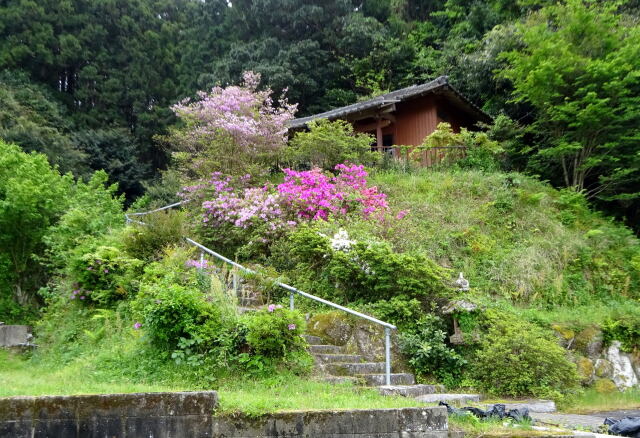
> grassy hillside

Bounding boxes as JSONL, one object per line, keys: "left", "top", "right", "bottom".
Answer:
{"left": 2, "top": 159, "right": 639, "bottom": 408}
{"left": 368, "top": 168, "right": 639, "bottom": 310}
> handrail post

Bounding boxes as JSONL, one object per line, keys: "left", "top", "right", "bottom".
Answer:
{"left": 385, "top": 327, "right": 391, "bottom": 386}
{"left": 199, "top": 251, "right": 205, "bottom": 272}
{"left": 232, "top": 269, "right": 238, "bottom": 296}
{"left": 289, "top": 292, "right": 295, "bottom": 310}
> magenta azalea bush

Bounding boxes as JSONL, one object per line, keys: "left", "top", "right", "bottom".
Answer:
{"left": 278, "top": 164, "right": 388, "bottom": 220}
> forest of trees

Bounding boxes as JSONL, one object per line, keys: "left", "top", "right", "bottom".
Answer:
{"left": 1, "top": 0, "right": 639, "bottom": 228}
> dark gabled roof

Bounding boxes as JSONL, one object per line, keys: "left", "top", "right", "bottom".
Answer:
{"left": 287, "top": 76, "right": 491, "bottom": 129}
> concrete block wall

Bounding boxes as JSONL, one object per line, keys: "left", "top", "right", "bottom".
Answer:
{"left": 0, "top": 391, "right": 449, "bottom": 438}
{"left": 213, "top": 407, "right": 449, "bottom": 438}
{"left": 0, "top": 391, "right": 217, "bottom": 438}
{"left": 0, "top": 325, "right": 31, "bottom": 347}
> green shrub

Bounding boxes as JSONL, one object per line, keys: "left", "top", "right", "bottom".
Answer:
{"left": 244, "top": 306, "right": 307, "bottom": 359}
{"left": 456, "top": 147, "right": 501, "bottom": 172}
{"left": 411, "top": 122, "right": 503, "bottom": 170}
{"left": 139, "top": 283, "right": 224, "bottom": 350}
{"left": 283, "top": 225, "right": 450, "bottom": 303}
{"left": 124, "top": 210, "right": 186, "bottom": 260}
{"left": 399, "top": 314, "right": 466, "bottom": 381}
{"left": 602, "top": 314, "right": 640, "bottom": 352}
{"left": 69, "top": 245, "right": 143, "bottom": 305}
{"left": 330, "top": 242, "right": 449, "bottom": 302}
{"left": 472, "top": 314, "right": 580, "bottom": 399}
{"left": 284, "top": 119, "right": 379, "bottom": 170}
{"left": 44, "top": 170, "right": 124, "bottom": 270}
{"left": 358, "top": 296, "right": 423, "bottom": 330}
{"left": 130, "top": 246, "right": 243, "bottom": 366}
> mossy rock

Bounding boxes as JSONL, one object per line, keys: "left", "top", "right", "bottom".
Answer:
{"left": 576, "top": 356, "right": 594, "bottom": 385}
{"left": 594, "top": 359, "right": 613, "bottom": 378}
{"left": 593, "top": 378, "right": 617, "bottom": 394}
{"left": 307, "top": 311, "right": 353, "bottom": 346}
{"left": 551, "top": 323, "right": 575, "bottom": 348}
{"left": 574, "top": 325, "right": 603, "bottom": 359}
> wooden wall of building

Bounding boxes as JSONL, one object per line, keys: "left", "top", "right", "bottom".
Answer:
{"left": 350, "top": 93, "right": 480, "bottom": 164}
{"left": 393, "top": 95, "right": 439, "bottom": 146}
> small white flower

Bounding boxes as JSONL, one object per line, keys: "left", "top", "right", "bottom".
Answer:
{"left": 331, "top": 229, "right": 355, "bottom": 251}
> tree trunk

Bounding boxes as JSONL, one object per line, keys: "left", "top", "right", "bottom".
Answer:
{"left": 13, "top": 282, "right": 31, "bottom": 306}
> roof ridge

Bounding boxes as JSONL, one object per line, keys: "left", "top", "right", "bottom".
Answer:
{"left": 287, "top": 75, "right": 490, "bottom": 129}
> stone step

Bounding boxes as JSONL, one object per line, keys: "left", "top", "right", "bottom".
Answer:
{"left": 303, "top": 335, "right": 325, "bottom": 345}
{"left": 326, "top": 362, "right": 386, "bottom": 376}
{"left": 322, "top": 376, "right": 360, "bottom": 385}
{"left": 237, "top": 306, "right": 258, "bottom": 314}
{"left": 378, "top": 384, "right": 445, "bottom": 398}
{"left": 313, "top": 353, "right": 363, "bottom": 363}
{"left": 238, "top": 296, "right": 262, "bottom": 306}
{"left": 416, "top": 393, "right": 480, "bottom": 404}
{"left": 362, "top": 373, "right": 416, "bottom": 386}
{"left": 478, "top": 400, "right": 556, "bottom": 413}
{"left": 308, "top": 344, "right": 344, "bottom": 354}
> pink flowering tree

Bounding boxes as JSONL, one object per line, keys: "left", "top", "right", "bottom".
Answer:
{"left": 167, "top": 71, "right": 297, "bottom": 179}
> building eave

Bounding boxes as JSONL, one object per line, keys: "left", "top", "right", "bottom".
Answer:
{"left": 287, "top": 76, "right": 491, "bottom": 129}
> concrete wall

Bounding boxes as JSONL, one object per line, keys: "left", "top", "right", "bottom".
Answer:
{"left": 0, "top": 325, "right": 31, "bottom": 347}
{"left": 0, "top": 391, "right": 217, "bottom": 438}
{"left": 0, "top": 391, "right": 448, "bottom": 438}
{"left": 213, "top": 407, "right": 448, "bottom": 438}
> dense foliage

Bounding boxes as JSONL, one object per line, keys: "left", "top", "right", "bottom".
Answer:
{"left": 399, "top": 314, "right": 466, "bottom": 381}
{"left": 1, "top": 0, "right": 637, "bottom": 228}
{"left": 501, "top": 0, "right": 640, "bottom": 207}
{"left": 2, "top": 0, "right": 640, "bottom": 404}
{"left": 472, "top": 314, "right": 580, "bottom": 399}
{"left": 285, "top": 120, "right": 379, "bottom": 170}
{"left": 0, "top": 142, "right": 72, "bottom": 307}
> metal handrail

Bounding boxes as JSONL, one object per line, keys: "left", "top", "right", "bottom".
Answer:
{"left": 127, "top": 203, "right": 397, "bottom": 386}
{"left": 125, "top": 200, "right": 186, "bottom": 225}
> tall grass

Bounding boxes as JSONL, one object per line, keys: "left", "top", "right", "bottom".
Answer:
{"left": 561, "top": 388, "right": 640, "bottom": 413}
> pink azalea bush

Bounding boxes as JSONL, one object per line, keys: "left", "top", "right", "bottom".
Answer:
{"left": 185, "top": 163, "right": 388, "bottom": 255}
{"left": 278, "top": 164, "right": 388, "bottom": 220}
{"left": 185, "top": 172, "right": 296, "bottom": 241}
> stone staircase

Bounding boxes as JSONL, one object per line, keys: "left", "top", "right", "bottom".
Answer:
{"left": 307, "top": 334, "right": 415, "bottom": 386}
{"left": 232, "top": 279, "right": 479, "bottom": 404}
{"left": 305, "top": 334, "right": 480, "bottom": 404}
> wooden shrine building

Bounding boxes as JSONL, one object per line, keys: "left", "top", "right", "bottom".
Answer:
{"left": 288, "top": 76, "right": 491, "bottom": 163}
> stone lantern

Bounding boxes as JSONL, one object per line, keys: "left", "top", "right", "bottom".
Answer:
{"left": 442, "top": 299, "right": 478, "bottom": 345}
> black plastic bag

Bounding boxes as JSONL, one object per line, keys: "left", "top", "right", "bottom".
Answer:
{"left": 605, "top": 417, "right": 640, "bottom": 437}
{"left": 438, "top": 401, "right": 532, "bottom": 422}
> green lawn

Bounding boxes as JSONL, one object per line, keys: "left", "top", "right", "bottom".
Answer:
{"left": 216, "top": 377, "right": 423, "bottom": 417}
{"left": 0, "top": 350, "right": 422, "bottom": 416}
{"left": 0, "top": 350, "right": 182, "bottom": 397}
